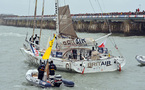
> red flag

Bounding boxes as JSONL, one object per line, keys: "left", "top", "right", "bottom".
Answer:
{"left": 98, "top": 39, "right": 107, "bottom": 48}
{"left": 34, "top": 47, "right": 39, "bottom": 56}
{"left": 30, "top": 45, "right": 39, "bottom": 56}
{"left": 98, "top": 43, "right": 105, "bottom": 48}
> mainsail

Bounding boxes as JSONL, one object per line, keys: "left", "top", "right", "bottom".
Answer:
{"left": 58, "top": 5, "right": 77, "bottom": 38}
{"left": 56, "top": 5, "right": 95, "bottom": 49}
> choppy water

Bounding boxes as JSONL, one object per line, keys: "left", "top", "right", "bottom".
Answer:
{"left": 0, "top": 25, "right": 145, "bottom": 90}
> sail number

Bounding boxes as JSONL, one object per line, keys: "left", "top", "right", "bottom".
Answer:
{"left": 63, "top": 38, "right": 87, "bottom": 45}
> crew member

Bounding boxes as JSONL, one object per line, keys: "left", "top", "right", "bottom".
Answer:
{"left": 35, "top": 36, "right": 39, "bottom": 45}
{"left": 38, "top": 62, "right": 45, "bottom": 80}
{"left": 72, "top": 49, "right": 77, "bottom": 59}
{"left": 49, "top": 61, "right": 57, "bottom": 80}
{"left": 29, "top": 35, "right": 34, "bottom": 46}
{"left": 29, "top": 35, "right": 33, "bottom": 42}
{"left": 33, "top": 34, "right": 40, "bottom": 49}
{"left": 33, "top": 34, "right": 37, "bottom": 41}
{"left": 33, "top": 34, "right": 39, "bottom": 45}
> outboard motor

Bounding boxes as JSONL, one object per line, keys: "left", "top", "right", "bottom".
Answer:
{"left": 53, "top": 74, "right": 62, "bottom": 87}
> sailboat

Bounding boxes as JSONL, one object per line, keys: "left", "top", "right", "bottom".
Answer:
{"left": 20, "top": 0, "right": 126, "bottom": 73}
{"left": 20, "top": 0, "right": 45, "bottom": 66}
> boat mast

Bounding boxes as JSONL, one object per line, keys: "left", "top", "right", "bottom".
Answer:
{"left": 55, "top": 0, "right": 59, "bottom": 36}
{"left": 32, "top": 0, "right": 38, "bottom": 41}
{"left": 39, "top": 0, "right": 45, "bottom": 45}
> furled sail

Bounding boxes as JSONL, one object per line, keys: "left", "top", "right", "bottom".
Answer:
{"left": 58, "top": 5, "right": 77, "bottom": 38}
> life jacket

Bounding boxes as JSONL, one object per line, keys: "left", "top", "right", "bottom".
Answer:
{"left": 38, "top": 65, "right": 45, "bottom": 72}
{"left": 35, "top": 37, "right": 39, "bottom": 42}
{"left": 35, "top": 36, "right": 39, "bottom": 44}
{"left": 49, "top": 64, "right": 56, "bottom": 75}
{"left": 50, "top": 65, "right": 55, "bottom": 71}
{"left": 29, "top": 36, "right": 33, "bottom": 42}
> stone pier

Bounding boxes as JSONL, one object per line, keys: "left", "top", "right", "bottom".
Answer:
{"left": 1, "top": 14, "right": 145, "bottom": 36}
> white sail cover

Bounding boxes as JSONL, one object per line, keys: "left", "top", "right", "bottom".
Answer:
{"left": 58, "top": 5, "right": 77, "bottom": 38}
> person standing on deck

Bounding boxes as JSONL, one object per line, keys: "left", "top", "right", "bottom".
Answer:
{"left": 29, "top": 36, "right": 33, "bottom": 42}
{"left": 35, "top": 36, "right": 39, "bottom": 45}
{"left": 29, "top": 35, "right": 34, "bottom": 46}
{"left": 33, "top": 34, "right": 39, "bottom": 45}
{"left": 33, "top": 34, "right": 40, "bottom": 49}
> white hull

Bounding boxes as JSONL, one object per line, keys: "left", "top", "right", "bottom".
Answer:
{"left": 20, "top": 48, "right": 42, "bottom": 65}
{"left": 20, "top": 48, "right": 125, "bottom": 73}
{"left": 135, "top": 55, "right": 145, "bottom": 65}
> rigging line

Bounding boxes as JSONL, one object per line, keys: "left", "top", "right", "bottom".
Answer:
{"left": 95, "top": 0, "right": 103, "bottom": 13}
{"left": 89, "top": 0, "right": 96, "bottom": 13}
{"left": 61, "top": 22, "right": 72, "bottom": 34}
{"left": 26, "top": 0, "right": 31, "bottom": 28}
{"left": 95, "top": 0, "right": 123, "bottom": 57}
{"left": 101, "top": 0, "right": 106, "bottom": 12}
{"left": 28, "top": 0, "right": 31, "bottom": 16}
{"left": 109, "top": 37, "right": 123, "bottom": 57}
{"left": 64, "top": 0, "right": 66, "bottom": 5}
{"left": 39, "top": 0, "right": 45, "bottom": 45}
{"left": 108, "top": 36, "right": 118, "bottom": 50}
{"left": 32, "top": 0, "right": 38, "bottom": 41}
{"left": 40, "top": 1, "right": 53, "bottom": 49}
{"left": 111, "top": 37, "right": 117, "bottom": 45}
{"left": 108, "top": 37, "right": 115, "bottom": 46}
{"left": 95, "top": 0, "right": 112, "bottom": 33}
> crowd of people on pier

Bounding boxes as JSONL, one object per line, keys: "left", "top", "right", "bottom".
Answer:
{"left": 71, "top": 8, "right": 145, "bottom": 16}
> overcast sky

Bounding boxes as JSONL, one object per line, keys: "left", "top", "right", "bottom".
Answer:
{"left": 0, "top": 0, "right": 144, "bottom": 16}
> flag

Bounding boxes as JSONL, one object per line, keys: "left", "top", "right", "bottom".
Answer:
{"left": 30, "top": 44, "right": 35, "bottom": 56}
{"left": 33, "top": 47, "right": 39, "bottom": 56}
{"left": 42, "top": 35, "right": 56, "bottom": 60}
{"left": 30, "top": 45, "right": 40, "bottom": 56}
{"left": 98, "top": 43, "right": 105, "bottom": 48}
{"left": 98, "top": 39, "right": 106, "bottom": 48}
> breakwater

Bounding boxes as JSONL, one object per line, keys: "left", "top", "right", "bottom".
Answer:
{"left": 1, "top": 14, "right": 145, "bottom": 36}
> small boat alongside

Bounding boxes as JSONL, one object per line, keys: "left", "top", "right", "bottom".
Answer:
{"left": 25, "top": 69, "right": 74, "bottom": 88}
{"left": 135, "top": 55, "right": 145, "bottom": 65}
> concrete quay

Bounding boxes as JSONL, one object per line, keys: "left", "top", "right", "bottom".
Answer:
{"left": 1, "top": 13, "right": 145, "bottom": 36}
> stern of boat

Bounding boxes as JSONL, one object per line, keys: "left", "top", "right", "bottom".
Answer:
{"left": 115, "top": 56, "right": 126, "bottom": 68}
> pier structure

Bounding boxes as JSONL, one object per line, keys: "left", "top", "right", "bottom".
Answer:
{"left": 1, "top": 12, "right": 145, "bottom": 35}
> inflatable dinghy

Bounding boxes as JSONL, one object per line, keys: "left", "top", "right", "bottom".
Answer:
{"left": 135, "top": 55, "right": 145, "bottom": 65}
{"left": 25, "top": 69, "right": 74, "bottom": 88}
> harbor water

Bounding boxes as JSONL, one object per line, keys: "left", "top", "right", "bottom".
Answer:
{"left": 0, "top": 25, "right": 145, "bottom": 90}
